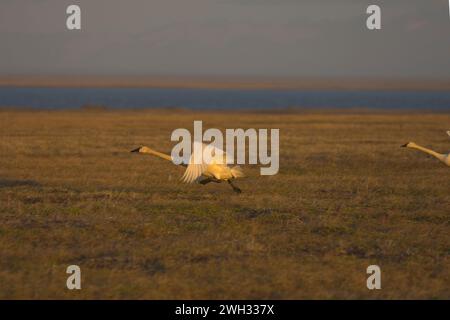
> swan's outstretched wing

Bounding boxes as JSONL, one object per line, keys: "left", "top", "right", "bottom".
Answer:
{"left": 181, "top": 161, "right": 209, "bottom": 183}
{"left": 181, "top": 142, "right": 228, "bottom": 183}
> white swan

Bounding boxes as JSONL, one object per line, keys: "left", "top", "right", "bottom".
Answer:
{"left": 131, "top": 142, "right": 245, "bottom": 193}
{"left": 401, "top": 131, "right": 450, "bottom": 167}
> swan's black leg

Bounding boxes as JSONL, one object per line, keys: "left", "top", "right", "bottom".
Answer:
{"left": 198, "top": 178, "right": 212, "bottom": 185}
{"left": 228, "top": 180, "right": 242, "bottom": 194}
{"left": 197, "top": 177, "right": 222, "bottom": 185}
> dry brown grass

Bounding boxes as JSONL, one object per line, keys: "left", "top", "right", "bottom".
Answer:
{"left": 0, "top": 109, "right": 449, "bottom": 299}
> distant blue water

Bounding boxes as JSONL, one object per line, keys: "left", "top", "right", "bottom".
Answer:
{"left": 1, "top": 87, "right": 450, "bottom": 110}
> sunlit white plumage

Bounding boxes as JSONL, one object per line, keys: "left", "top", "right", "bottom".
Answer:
{"left": 131, "top": 142, "right": 244, "bottom": 193}
{"left": 401, "top": 131, "right": 450, "bottom": 167}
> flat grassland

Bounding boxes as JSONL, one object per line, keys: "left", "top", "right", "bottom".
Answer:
{"left": 0, "top": 109, "right": 449, "bottom": 299}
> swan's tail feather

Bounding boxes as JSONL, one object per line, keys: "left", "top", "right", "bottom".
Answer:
{"left": 231, "top": 166, "right": 245, "bottom": 179}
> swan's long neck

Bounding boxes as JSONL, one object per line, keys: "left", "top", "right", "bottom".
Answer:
{"left": 408, "top": 143, "right": 446, "bottom": 162}
{"left": 140, "top": 147, "right": 173, "bottom": 162}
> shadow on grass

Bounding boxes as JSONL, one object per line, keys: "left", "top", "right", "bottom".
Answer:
{"left": 0, "top": 179, "right": 41, "bottom": 188}
{"left": 236, "top": 208, "right": 273, "bottom": 219}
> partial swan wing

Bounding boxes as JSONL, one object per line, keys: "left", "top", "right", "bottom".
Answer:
{"left": 181, "top": 142, "right": 228, "bottom": 183}
{"left": 181, "top": 161, "right": 208, "bottom": 183}
{"left": 447, "top": 130, "right": 450, "bottom": 138}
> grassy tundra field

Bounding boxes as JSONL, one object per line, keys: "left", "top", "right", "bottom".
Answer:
{"left": 0, "top": 109, "right": 449, "bottom": 299}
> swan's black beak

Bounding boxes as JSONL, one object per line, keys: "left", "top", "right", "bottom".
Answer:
{"left": 400, "top": 143, "right": 408, "bottom": 148}
{"left": 130, "top": 147, "right": 141, "bottom": 153}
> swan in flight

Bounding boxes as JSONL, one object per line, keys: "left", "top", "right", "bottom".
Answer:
{"left": 131, "top": 143, "right": 245, "bottom": 193}
{"left": 401, "top": 131, "right": 450, "bottom": 167}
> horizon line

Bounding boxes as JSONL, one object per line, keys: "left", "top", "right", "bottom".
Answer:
{"left": 1, "top": 75, "right": 450, "bottom": 91}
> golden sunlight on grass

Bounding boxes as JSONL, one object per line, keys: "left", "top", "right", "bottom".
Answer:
{"left": 0, "top": 109, "right": 449, "bottom": 299}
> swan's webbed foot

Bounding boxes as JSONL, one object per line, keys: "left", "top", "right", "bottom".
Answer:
{"left": 228, "top": 180, "right": 242, "bottom": 194}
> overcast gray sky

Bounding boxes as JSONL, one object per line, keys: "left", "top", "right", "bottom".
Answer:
{"left": 1, "top": 0, "right": 449, "bottom": 78}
